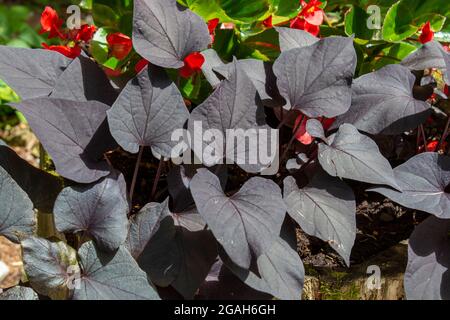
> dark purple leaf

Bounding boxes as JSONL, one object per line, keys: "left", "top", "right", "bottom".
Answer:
{"left": 284, "top": 172, "right": 356, "bottom": 265}
{"left": 318, "top": 124, "right": 399, "bottom": 189}
{"left": 107, "top": 65, "right": 189, "bottom": 156}
{"left": 15, "top": 98, "right": 113, "bottom": 183}
{"left": 273, "top": 37, "right": 357, "bottom": 118}
{"left": 0, "top": 167, "right": 35, "bottom": 243}
{"left": 369, "top": 152, "right": 450, "bottom": 218}
{"left": 54, "top": 171, "right": 129, "bottom": 252}
{"left": 334, "top": 64, "right": 431, "bottom": 135}
{"left": 73, "top": 241, "right": 159, "bottom": 300}
{"left": 404, "top": 216, "right": 450, "bottom": 300}
{"left": 22, "top": 237, "right": 79, "bottom": 299}
{"left": 275, "top": 27, "right": 319, "bottom": 52}
{"left": 188, "top": 60, "right": 274, "bottom": 173}
{"left": 133, "top": 0, "right": 211, "bottom": 68}
{"left": 190, "top": 169, "right": 286, "bottom": 269}
{"left": 0, "top": 46, "right": 71, "bottom": 100}
{"left": 214, "top": 59, "right": 284, "bottom": 108}
{"left": 0, "top": 142, "right": 62, "bottom": 212}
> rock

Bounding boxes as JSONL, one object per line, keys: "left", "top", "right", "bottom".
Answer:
{"left": 304, "top": 242, "right": 407, "bottom": 300}
{"left": 0, "top": 236, "right": 23, "bottom": 289}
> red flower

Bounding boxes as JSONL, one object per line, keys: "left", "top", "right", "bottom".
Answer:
{"left": 426, "top": 140, "right": 439, "bottom": 152}
{"left": 322, "top": 117, "right": 336, "bottom": 130}
{"left": 39, "top": 6, "right": 66, "bottom": 40}
{"left": 75, "top": 24, "right": 96, "bottom": 42}
{"left": 104, "top": 67, "right": 122, "bottom": 77}
{"left": 294, "top": 115, "right": 314, "bottom": 145}
{"left": 207, "top": 18, "right": 220, "bottom": 43}
{"left": 263, "top": 16, "right": 273, "bottom": 28}
{"left": 444, "top": 84, "right": 449, "bottom": 96}
{"left": 419, "top": 22, "right": 434, "bottom": 44}
{"left": 208, "top": 18, "right": 220, "bottom": 34}
{"left": 290, "top": 17, "right": 320, "bottom": 36}
{"left": 42, "top": 43, "right": 81, "bottom": 59}
{"left": 107, "top": 33, "right": 133, "bottom": 60}
{"left": 300, "top": 0, "right": 324, "bottom": 26}
{"left": 135, "top": 58, "right": 149, "bottom": 73}
{"left": 179, "top": 52, "right": 205, "bottom": 78}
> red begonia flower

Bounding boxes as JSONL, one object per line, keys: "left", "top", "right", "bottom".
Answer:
{"left": 208, "top": 18, "right": 220, "bottom": 34}
{"left": 426, "top": 140, "right": 439, "bottom": 152}
{"left": 208, "top": 18, "right": 220, "bottom": 43}
{"left": 322, "top": 117, "right": 336, "bottom": 131}
{"left": 75, "top": 24, "right": 97, "bottom": 42}
{"left": 107, "top": 33, "right": 133, "bottom": 60}
{"left": 135, "top": 58, "right": 149, "bottom": 74}
{"left": 294, "top": 115, "right": 314, "bottom": 145}
{"left": 179, "top": 52, "right": 205, "bottom": 78}
{"left": 104, "top": 67, "right": 123, "bottom": 77}
{"left": 39, "top": 6, "right": 66, "bottom": 40}
{"left": 42, "top": 43, "right": 81, "bottom": 59}
{"left": 300, "top": 0, "right": 324, "bottom": 26}
{"left": 419, "top": 22, "right": 434, "bottom": 44}
{"left": 263, "top": 16, "right": 273, "bottom": 28}
{"left": 290, "top": 17, "right": 320, "bottom": 36}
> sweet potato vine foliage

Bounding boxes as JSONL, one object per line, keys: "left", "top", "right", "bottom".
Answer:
{"left": 0, "top": 0, "right": 450, "bottom": 300}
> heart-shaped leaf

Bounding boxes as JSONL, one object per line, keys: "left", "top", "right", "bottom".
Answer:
{"left": 284, "top": 173, "right": 356, "bottom": 265}
{"left": 15, "top": 98, "right": 114, "bottom": 183}
{"left": 219, "top": 222, "right": 304, "bottom": 300}
{"left": 73, "top": 241, "right": 159, "bottom": 300}
{"left": 133, "top": 0, "right": 211, "bottom": 69}
{"left": 0, "top": 166, "right": 35, "bottom": 243}
{"left": 54, "top": 171, "right": 129, "bottom": 252}
{"left": 190, "top": 169, "right": 286, "bottom": 269}
{"left": 402, "top": 41, "right": 448, "bottom": 74}
{"left": 167, "top": 164, "right": 227, "bottom": 212}
{"left": 126, "top": 199, "right": 216, "bottom": 298}
{"left": 0, "top": 286, "right": 39, "bottom": 300}
{"left": 369, "top": 152, "right": 450, "bottom": 218}
{"left": 214, "top": 59, "right": 284, "bottom": 108}
{"left": 273, "top": 36, "right": 357, "bottom": 118}
{"left": 0, "top": 142, "right": 62, "bottom": 212}
{"left": 171, "top": 228, "right": 218, "bottom": 299}
{"left": 306, "top": 119, "right": 326, "bottom": 142}
{"left": 126, "top": 199, "right": 171, "bottom": 260}
{"left": 107, "top": 65, "right": 189, "bottom": 156}
{"left": 0, "top": 46, "right": 71, "bottom": 100}
{"left": 334, "top": 64, "right": 431, "bottom": 135}
{"left": 188, "top": 60, "right": 274, "bottom": 173}
{"left": 22, "top": 237, "right": 80, "bottom": 300}
{"left": 50, "top": 55, "right": 118, "bottom": 106}
{"left": 275, "top": 27, "right": 319, "bottom": 52}
{"left": 318, "top": 124, "right": 399, "bottom": 189}
{"left": 404, "top": 216, "right": 450, "bottom": 300}
{"left": 127, "top": 199, "right": 217, "bottom": 299}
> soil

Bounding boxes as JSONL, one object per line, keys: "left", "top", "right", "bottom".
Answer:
{"left": 297, "top": 182, "right": 429, "bottom": 268}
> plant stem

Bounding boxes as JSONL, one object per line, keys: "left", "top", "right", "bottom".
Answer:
{"left": 420, "top": 124, "right": 427, "bottom": 149}
{"left": 281, "top": 115, "right": 304, "bottom": 162}
{"left": 438, "top": 117, "right": 450, "bottom": 151}
{"left": 150, "top": 159, "right": 164, "bottom": 202}
{"left": 129, "top": 146, "right": 144, "bottom": 203}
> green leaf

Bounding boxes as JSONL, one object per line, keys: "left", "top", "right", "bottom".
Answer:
{"left": 92, "top": 3, "right": 119, "bottom": 27}
{"left": 345, "top": 5, "right": 374, "bottom": 40}
{"left": 272, "top": 0, "right": 301, "bottom": 19}
{"left": 220, "top": 0, "right": 271, "bottom": 23}
{"left": 382, "top": 0, "right": 449, "bottom": 42}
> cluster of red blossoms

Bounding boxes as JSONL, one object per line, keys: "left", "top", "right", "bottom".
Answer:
{"left": 40, "top": 6, "right": 135, "bottom": 74}
{"left": 290, "top": 0, "right": 324, "bottom": 36}
{"left": 39, "top": 6, "right": 96, "bottom": 58}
